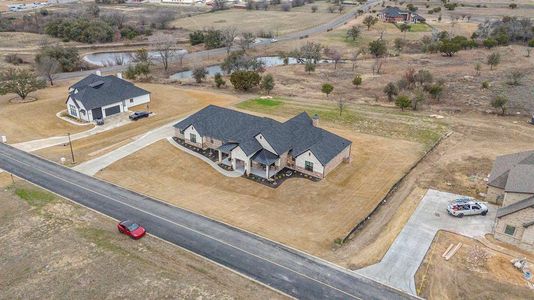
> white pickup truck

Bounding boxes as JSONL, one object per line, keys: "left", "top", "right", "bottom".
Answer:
{"left": 447, "top": 198, "right": 488, "bottom": 218}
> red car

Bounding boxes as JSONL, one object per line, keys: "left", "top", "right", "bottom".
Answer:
{"left": 117, "top": 220, "right": 146, "bottom": 239}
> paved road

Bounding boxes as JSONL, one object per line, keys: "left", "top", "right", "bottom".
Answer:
{"left": 0, "top": 143, "right": 415, "bottom": 300}
{"left": 55, "top": 1, "right": 379, "bottom": 81}
{"left": 357, "top": 189, "right": 496, "bottom": 295}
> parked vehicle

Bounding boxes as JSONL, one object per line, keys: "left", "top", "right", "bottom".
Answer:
{"left": 94, "top": 118, "right": 104, "bottom": 126}
{"left": 447, "top": 199, "right": 488, "bottom": 218}
{"left": 117, "top": 220, "right": 146, "bottom": 239}
{"left": 270, "top": 38, "right": 278, "bottom": 43}
{"left": 129, "top": 111, "right": 150, "bottom": 121}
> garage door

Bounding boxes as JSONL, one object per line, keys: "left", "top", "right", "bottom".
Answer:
{"left": 104, "top": 105, "right": 121, "bottom": 117}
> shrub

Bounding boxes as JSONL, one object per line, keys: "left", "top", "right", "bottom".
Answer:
{"left": 483, "top": 38, "right": 497, "bottom": 49}
{"left": 4, "top": 54, "right": 23, "bottom": 65}
{"left": 529, "top": 39, "right": 534, "bottom": 47}
{"left": 193, "top": 67, "right": 208, "bottom": 83}
{"left": 189, "top": 30, "right": 205, "bottom": 45}
{"left": 321, "top": 83, "right": 334, "bottom": 98}
{"left": 506, "top": 70, "right": 525, "bottom": 86}
{"left": 395, "top": 95, "right": 411, "bottom": 111}
{"left": 45, "top": 19, "right": 114, "bottom": 44}
{"left": 230, "top": 70, "right": 261, "bottom": 91}
{"left": 214, "top": 72, "right": 226, "bottom": 88}
{"left": 261, "top": 73, "right": 275, "bottom": 94}
{"left": 481, "top": 81, "right": 490, "bottom": 89}
{"left": 352, "top": 74, "right": 362, "bottom": 87}
{"left": 491, "top": 95, "right": 508, "bottom": 115}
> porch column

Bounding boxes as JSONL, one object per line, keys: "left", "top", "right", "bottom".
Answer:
{"left": 265, "top": 164, "right": 269, "bottom": 178}
{"left": 218, "top": 150, "right": 222, "bottom": 163}
{"left": 245, "top": 160, "right": 250, "bottom": 175}
{"left": 231, "top": 158, "right": 236, "bottom": 170}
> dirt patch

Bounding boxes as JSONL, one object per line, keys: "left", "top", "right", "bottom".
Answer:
{"left": 97, "top": 119, "right": 423, "bottom": 260}
{"left": 34, "top": 84, "right": 240, "bottom": 164}
{"left": 0, "top": 181, "right": 284, "bottom": 299}
{"left": 415, "top": 231, "right": 534, "bottom": 299}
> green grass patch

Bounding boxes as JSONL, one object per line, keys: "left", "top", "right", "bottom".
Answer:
{"left": 236, "top": 97, "right": 284, "bottom": 111}
{"left": 14, "top": 186, "right": 57, "bottom": 210}
{"left": 408, "top": 23, "right": 432, "bottom": 32}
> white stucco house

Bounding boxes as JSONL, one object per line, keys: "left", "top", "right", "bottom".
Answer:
{"left": 173, "top": 105, "right": 352, "bottom": 179}
{"left": 66, "top": 71, "right": 151, "bottom": 122}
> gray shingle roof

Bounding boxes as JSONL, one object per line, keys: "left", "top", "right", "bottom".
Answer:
{"left": 174, "top": 105, "right": 352, "bottom": 165}
{"left": 496, "top": 195, "right": 534, "bottom": 218}
{"left": 488, "top": 150, "right": 534, "bottom": 192}
{"left": 68, "top": 74, "right": 150, "bottom": 111}
{"left": 251, "top": 149, "right": 279, "bottom": 165}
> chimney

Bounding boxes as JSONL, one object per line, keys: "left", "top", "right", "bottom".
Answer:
{"left": 312, "top": 114, "right": 319, "bottom": 127}
{"left": 117, "top": 72, "right": 122, "bottom": 79}
{"left": 95, "top": 70, "right": 102, "bottom": 76}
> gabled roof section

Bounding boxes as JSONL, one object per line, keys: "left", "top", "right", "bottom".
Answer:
{"left": 488, "top": 150, "right": 534, "bottom": 188}
{"left": 505, "top": 165, "right": 534, "bottom": 193}
{"left": 68, "top": 74, "right": 150, "bottom": 111}
{"left": 497, "top": 195, "right": 534, "bottom": 218}
{"left": 251, "top": 149, "right": 279, "bottom": 165}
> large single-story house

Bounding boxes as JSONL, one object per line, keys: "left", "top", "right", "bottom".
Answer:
{"left": 487, "top": 150, "right": 534, "bottom": 252}
{"left": 173, "top": 105, "right": 352, "bottom": 179}
{"left": 379, "top": 7, "right": 425, "bottom": 24}
{"left": 66, "top": 71, "right": 151, "bottom": 122}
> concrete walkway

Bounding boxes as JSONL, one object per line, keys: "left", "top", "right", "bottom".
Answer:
{"left": 74, "top": 123, "right": 175, "bottom": 176}
{"left": 12, "top": 114, "right": 131, "bottom": 152}
{"left": 356, "top": 189, "right": 497, "bottom": 295}
{"left": 166, "top": 137, "right": 244, "bottom": 178}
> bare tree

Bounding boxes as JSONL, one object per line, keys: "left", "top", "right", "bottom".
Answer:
{"left": 336, "top": 97, "right": 346, "bottom": 116}
{"left": 222, "top": 27, "right": 238, "bottom": 54}
{"left": 324, "top": 47, "right": 342, "bottom": 69}
{"left": 350, "top": 49, "right": 362, "bottom": 71}
{"left": 36, "top": 56, "right": 60, "bottom": 86}
{"left": 150, "top": 34, "right": 177, "bottom": 72}
{"left": 152, "top": 10, "right": 176, "bottom": 29}
{"left": 101, "top": 12, "right": 127, "bottom": 29}
{"left": 176, "top": 50, "right": 187, "bottom": 67}
{"left": 238, "top": 32, "right": 256, "bottom": 51}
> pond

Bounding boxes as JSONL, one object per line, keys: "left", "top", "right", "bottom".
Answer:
{"left": 83, "top": 50, "right": 188, "bottom": 67}
{"left": 170, "top": 56, "right": 332, "bottom": 80}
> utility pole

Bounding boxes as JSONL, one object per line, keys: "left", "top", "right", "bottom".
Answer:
{"left": 67, "top": 133, "right": 75, "bottom": 164}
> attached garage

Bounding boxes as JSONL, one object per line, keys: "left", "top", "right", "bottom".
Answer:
{"left": 104, "top": 105, "right": 121, "bottom": 117}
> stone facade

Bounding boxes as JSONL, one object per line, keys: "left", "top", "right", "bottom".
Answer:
{"left": 494, "top": 207, "right": 534, "bottom": 252}
{"left": 503, "top": 192, "right": 534, "bottom": 206}
{"left": 485, "top": 185, "right": 504, "bottom": 205}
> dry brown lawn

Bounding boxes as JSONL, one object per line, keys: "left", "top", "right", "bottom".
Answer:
{"left": 0, "top": 81, "right": 91, "bottom": 144}
{"left": 0, "top": 180, "right": 284, "bottom": 299}
{"left": 35, "top": 84, "right": 240, "bottom": 163}
{"left": 97, "top": 123, "right": 423, "bottom": 259}
{"left": 415, "top": 231, "right": 534, "bottom": 299}
{"left": 171, "top": 4, "right": 339, "bottom": 36}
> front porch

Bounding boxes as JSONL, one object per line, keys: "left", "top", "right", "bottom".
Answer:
{"left": 250, "top": 161, "right": 280, "bottom": 179}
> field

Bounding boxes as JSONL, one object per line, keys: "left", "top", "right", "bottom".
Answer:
{"left": 96, "top": 102, "right": 428, "bottom": 259}
{"left": 0, "top": 81, "right": 92, "bottom": 144}
{"left": 0, "top": 179, "right": 283, "bottom": 299}
{"left": 171, "top": 3, "right": 340, "bottom": 36}
{"left": 34, "top": 83, "right": 240, "bottom": 164}
{"left": 415, "top": 231, "right": 534, "bottom": 299}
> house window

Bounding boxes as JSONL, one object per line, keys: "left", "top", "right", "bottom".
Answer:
{"left": 504, "top": 225, "right": 516, "bottom": 236}
{"left": 69, "top": 104, "right": 77, "bottom": 116}
{"left": 305, "top": 161, "right": 314, "bottom": 172}
{"left": 190, "top": 133, "right": 197, "bottom": 143}
{"left": 129, "top": 99, "right": 134, "bottom": 103}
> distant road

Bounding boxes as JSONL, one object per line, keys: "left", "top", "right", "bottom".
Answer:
{"left": 55, "top": 1, "right": 379, "bottom": 81}
{"left": 0, "top": 142, "right": 416, "bottom": 300}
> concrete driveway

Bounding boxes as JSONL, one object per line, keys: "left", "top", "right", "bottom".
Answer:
{"left": 356, "top": 189, "right": 497, "bottom": 295}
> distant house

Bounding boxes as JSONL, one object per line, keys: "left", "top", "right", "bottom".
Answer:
{"left": 487, "top": 150, "right": 534, "bottom": 252}
{"left": 66, "top": 71, "right": 150, "bottom": 122}
{"left": 173, "top": 105, "right": 352, "bottom": 179}
{"left": 379, "top": 7, "right": 425, "bottom": 24}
